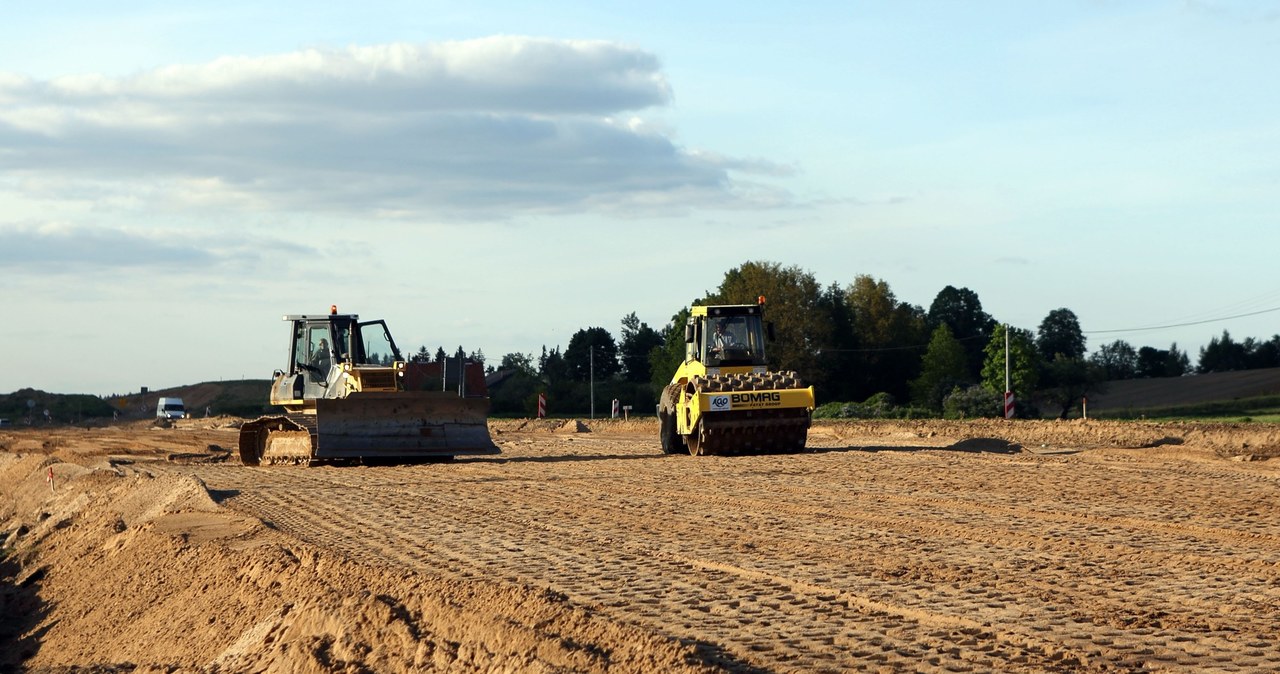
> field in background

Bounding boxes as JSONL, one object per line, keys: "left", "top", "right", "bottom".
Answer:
{"left": 1087, "top": 367, "right": 1280, "bottom": 421}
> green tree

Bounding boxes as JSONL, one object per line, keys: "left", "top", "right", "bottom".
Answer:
{"left": 981, "top": 324, "right": 1039, "bottom": 416}
{"left": 1035, "top": 308, "right": 1092, "bottom": 417}
{"left": 1247, "top": 336, "right": 1280, "bottom": 369}
{"left": 709, "top": 261, "right": 830, "bottom": 381}
{"left": 1135, "top": 344, "right": 1189, "bottom": 378}
{"left": 649, "top": 306, "right": 692, "bottom": 390}
{"left": 1036, "top": 308, "right": 1086, "bottom": 360}
{"left": 910, "top": 324, "right": 969, "bottom": 410}
{"left": 926, "top": 285, "right": 995, "bottom": 381}
{"left": 565, "top": 327, "right": 620, "bottom": 381}
{"left": 1042, "top": 354, "right": 1106, "bottom": 419}
{"left": 813, "top": 282, "right": 859, "bottom": 402}
{"left": 538, "top": 345, "right": 571, "bottom": 383}
{"left": 1089, "top": 340, "right": 1139, "bottom": 380}
{"left": 499, "top": 352, "right": 537, "bottom": 377}
{"left": 1198, "top": 330, "right": 1248, "bottom": 373}
{"left": 845, "top": 274, "right": 928, "bottom": 401}
{"left": 488, "top": 369, "right": 543, "bottom": 415}
{"left": 618, "top": 312, "right": 665, "bottom": 384}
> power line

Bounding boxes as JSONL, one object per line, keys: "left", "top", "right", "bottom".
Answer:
{"left": 817, "top": 302, "right": 1280, "bottom": 354}
{"left": 1084, "top": 305, "right": 1280, "bottom": 335}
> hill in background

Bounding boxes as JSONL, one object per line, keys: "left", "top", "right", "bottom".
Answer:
{"left": 1, "top": 380, "right": 274, "bottom": 424}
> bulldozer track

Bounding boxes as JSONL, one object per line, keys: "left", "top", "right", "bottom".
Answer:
{"left": 157, "top": 430, "right": 1280, "bottom": 673}
{"left": 238, "top": 413, "right": 319, "bottom": 465}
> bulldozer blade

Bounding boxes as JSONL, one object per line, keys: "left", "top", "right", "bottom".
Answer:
{"left": 312, "top": 391, "right": 499, "bottom": 459}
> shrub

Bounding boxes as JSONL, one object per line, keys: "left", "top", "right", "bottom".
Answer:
{"left": 814, "top": 392, "right": 932, "bottom": 420}
{"left": 942, "top": 385, "right": 1001, "bottom": 419}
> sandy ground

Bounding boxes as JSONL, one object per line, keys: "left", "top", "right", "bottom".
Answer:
{"left": 2, "top": 417, "right": 1279, "bottom": 673}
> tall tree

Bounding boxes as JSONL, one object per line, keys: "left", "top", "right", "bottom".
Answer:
{"left": 910, "top": 324, "right": 969, "bottom": 410}
{"left": 710, "top": 261, "right": 830, "bottom": 381}
{"left": 499, "top": 352, "right": 537, "bottom": 377}
{"left": 618, "top": 312, "right": 665, "bottom": 384}
{"left": 1247, "top": 335, "right": 1280, "bottom": 369}
{"left": 1042, "top": 354, "right": 1105, "bottom": 419}
{"left": 564, "top": 327, "right": 620, "bottom": 381}
{"left": 538, "top": 345, "right": 571, "bottom": 383}
{"left": 1089, "top": 340, "right": 1139, "bottom": 380}
{"left": 1036, "top": 308, "right": 1086, "bottom": 360}
{"left": 927, "top": 286, "right": 995, "bottom": 380}
{"left": 1198, "top": 331, "right": 1248, "bottom": 373}
{"left": 649, "top": 306, "right": 693, "bottom": 391}
{"left": 1036, "top": 309, "right": 1092, "bottom": 417}
{"left": 845, "top": 275, "right": 928, "bottom": 401}
{"left": 1136, "top": 344, "right": 1189, "bottom": 378}
{"left": 981, "top": 324, "right": 1039, "bottom": 415}
{"left": 813, "top": 282, "right": 859, "bottom": 402}
{"left": 1167, "top": 343, "right": 1191, "bottom": 376}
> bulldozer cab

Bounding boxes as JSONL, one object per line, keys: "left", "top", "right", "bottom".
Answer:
{"left": 351, "top": 320, "right": 401, "bottom": 366}
{"left": 285, "top": 314, "right": 404, "bottom": 400}
{"left": 689, "top": 305, "right": 769, "bottom": 367}
{"left": 291, "top": 321, "right": 335, "bottom": 396}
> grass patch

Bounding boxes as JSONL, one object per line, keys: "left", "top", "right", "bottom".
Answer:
{"left": 1091, "top": 394, "right": 1280, "bottom": 422}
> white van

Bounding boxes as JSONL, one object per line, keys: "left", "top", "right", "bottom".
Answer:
{"left": 156, "top": 397, "right": 188, "bottom": 419}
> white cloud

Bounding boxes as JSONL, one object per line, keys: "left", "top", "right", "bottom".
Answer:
{"left": 0, "top": 221, "right": 307, "bottom": 273}
{"left": 0, "top": 37, "right": 790, "bottom": 228}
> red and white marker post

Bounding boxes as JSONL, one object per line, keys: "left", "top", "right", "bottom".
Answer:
{"left": 537, "top": 392, "right": 547, "bottom": 419}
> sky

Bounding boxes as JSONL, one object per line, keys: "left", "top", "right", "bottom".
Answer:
{"left": 3, "top": 1, "right": 1279, "bottom": 396}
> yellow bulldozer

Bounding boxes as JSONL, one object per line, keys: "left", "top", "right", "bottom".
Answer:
{"left": 658, "top": 298, "right": 815, "bottom": 455}
{"left": 237, "top": 306, "right": 498, "bottom": 465}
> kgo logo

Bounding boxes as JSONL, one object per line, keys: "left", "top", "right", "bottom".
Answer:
{"left": 709, "top": 395, "right": 731, "bottom": 411}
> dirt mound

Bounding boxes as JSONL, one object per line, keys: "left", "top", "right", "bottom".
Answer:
{"left": 810, "top": 418, "right": 1280, "bottom": 460}
{"left": 555, "top": 419, "right": 591, "bottom": 434}
{"left": 490, "top": 417, "right": 655, "bottom": 435}
{"left": 0, "top": 455, "right": 718, "bottom": 673}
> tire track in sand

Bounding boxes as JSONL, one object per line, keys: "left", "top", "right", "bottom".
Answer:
{"left": 171, "top": 433, "right": 1280, "bottom": 673}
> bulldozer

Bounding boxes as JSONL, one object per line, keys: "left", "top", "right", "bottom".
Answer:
{"left": 658, "top": 298, "right": 815, "bottom": 455}
{"left": 238, "top": 307, "right": 499, "bottom": 465}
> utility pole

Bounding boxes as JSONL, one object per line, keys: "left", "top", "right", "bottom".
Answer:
{"left": 1004, "top": 324, "right": 1013, "bottom": 420}
{"left": 1005, "top": 324, "right": 1010, "bottom": 394}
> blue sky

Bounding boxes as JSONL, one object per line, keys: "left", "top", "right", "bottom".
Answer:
{"left": 3, "top": 1, "right": 1279, "bottom": 396}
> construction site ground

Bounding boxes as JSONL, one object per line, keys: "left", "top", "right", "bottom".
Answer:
{"left": 3, "top": 417, "right": 1279, "bottom": 673}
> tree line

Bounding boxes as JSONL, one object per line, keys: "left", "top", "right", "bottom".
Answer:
{"left": 410, "top": 261, "right": 1277, "bottom": 419}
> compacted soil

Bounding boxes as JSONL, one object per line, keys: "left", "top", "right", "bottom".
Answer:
{"left": 2, "top": 417, "right": 1279, "bottom": 673}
